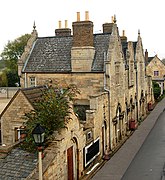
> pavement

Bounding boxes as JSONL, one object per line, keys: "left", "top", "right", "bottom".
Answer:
{"left": 0, "top": 99, "right": 10, "bottom": 114}
{"left": 92, "top": 98, "right": 165, "bottom": 180}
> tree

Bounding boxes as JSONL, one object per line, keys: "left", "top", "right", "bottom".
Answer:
{"left": 153, "top": 81, "right": 161, "bottom": 100}
{"left": 20, "top": 85, "right": 79, "bottom": 152}
{"left": 0, "top": 34, "right": 31, "bottom": 86}
{"left": 0, "top": 70, "right": 8, "bottom": 86}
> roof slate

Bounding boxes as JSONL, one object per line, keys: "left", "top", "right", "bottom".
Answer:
{"left": 92, "top": 34, "right": 110, "bottom": 71}
{"left": 0, "top": 148, "right": 37, "bottom": 180}
{"left": 21, "top": 86, "right": 47, "bottom": 106}
{"left": 24, "top": 34, "right": 111, "bottom": 73}
{"left": 24, "top": 36, "right": 72, "bottom": 72}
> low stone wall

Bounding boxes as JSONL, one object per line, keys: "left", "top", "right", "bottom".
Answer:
{"left": 0, "top": 87, "right": 19, "bottom": 99}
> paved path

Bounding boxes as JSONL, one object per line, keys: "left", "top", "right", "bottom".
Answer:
{"left": 122, "top": 108, "right": 165, "bottom": 180}
{"left": 92, "top": 98, "right": 165, "bottom": 180}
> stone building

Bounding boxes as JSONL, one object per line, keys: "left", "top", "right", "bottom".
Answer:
{"left": 0, "top": 11, "right": 153, "bottom": 179}
{"left": 145, "top": 50, "right": 165, "bottom": 94}
{"left": 0, "top": 86, "right": 46, "bottom": 145}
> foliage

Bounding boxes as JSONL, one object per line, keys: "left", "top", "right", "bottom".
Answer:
{"left": 20, "top": 85, "right": 80, "bottom": 152}
{"left": 0, "top": 70, "right": 8, "bottom": 86}
{"left": 0, "top": 59, "right": 5, "bottom": 70}
{"left": 74, "top": 105, "right": 90, "bottom": 121}
{"left": 0, "top": 34, "right": 31, "bottom": 86}
{"left": 152, "top": 81, "right": 161, "bottom": 100}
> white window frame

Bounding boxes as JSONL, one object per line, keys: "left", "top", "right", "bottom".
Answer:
{"left": 29, "top": 77, "right": 36, "bottom": 87}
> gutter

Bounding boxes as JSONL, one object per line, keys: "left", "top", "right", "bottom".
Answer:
{"left": 103, "top": 52, "right": 112, "bottom": 151}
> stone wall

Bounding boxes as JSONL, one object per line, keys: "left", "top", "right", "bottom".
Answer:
{"left": 21, "top": 73, "right": 104, "bottom": 100}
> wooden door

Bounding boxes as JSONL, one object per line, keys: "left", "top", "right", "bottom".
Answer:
{"left": 102, "top": 126, "right": 105, "bottom": 155}
{"left": 67, "top": 146, "right": 74, "bottom": 180}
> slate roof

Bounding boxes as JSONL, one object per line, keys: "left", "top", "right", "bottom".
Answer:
{"left": 92, "top": 34, "right": 110, "bottom": 71}
{"left": 24, "top": 36, "right": 72, "bottom": 73}
{"left": 0, "top": 148, "right": 37, "bottom": 180}
{"left": 23, "top": 34, "right": 111, "bottom": 73}
{"left": 21, "top": 85, "right": 47, "bottom": 106}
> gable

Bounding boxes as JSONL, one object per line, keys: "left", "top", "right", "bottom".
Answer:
{"left": 0, "top": 91, "right": 33, "bottom": 119}
{"left": 147, "top": 56, "right": 165, "bottom": 67}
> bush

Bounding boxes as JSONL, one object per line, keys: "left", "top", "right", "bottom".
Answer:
{"left": 153, "top": 81, "right": 161, "bottom": 100}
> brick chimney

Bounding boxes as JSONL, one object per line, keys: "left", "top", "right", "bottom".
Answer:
{"left": 145, "top": 49, "right": 148, "bottom": 64}
{"left": 102, "top": 23, "right": 114, "bottom": 34}
{"left": 71, "top": 11, "right": 95, "bottom": 72}
{"left": 102, "top": 16, "right": 114, "bottom": 34}
{"left": 55, "top": 20, "right": 71, "bottom": 36}
{"left": 72, "top": 11, "right": 94, "bottom": 47}
{"left": 120, "top": 30, "right": 127, "bottom": 43}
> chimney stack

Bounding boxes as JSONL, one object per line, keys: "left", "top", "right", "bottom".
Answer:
{"left": 102, "top": 23, "right": 113, "bottom": 34}
{"left": 120, "top": 30, "right": 127, "bottom": 43}
{"left": 145, "top": 49, "right": 148, "bottom": 65}
{"left": 72, "top": 11, "right": 94, "bottom": 47}
{"left": 71, "top": 11, "right": 95, "bottom": 72}
{"left": 55, "top": 20, "right": 71, "bottom": 36}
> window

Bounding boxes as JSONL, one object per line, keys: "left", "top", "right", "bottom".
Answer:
{"left": 129, "top": 62, "right": 134, "bottom": 86}
{"left": 86, "top": 131, "right": 93, "bottom": 141}
{"left": 29, "top": 77, "right": 36, "bottom": 87}
{"left": 73, "top": 105, "right": 90, "bottom": 121}
{"left": 84, "top": 137, "right": 100, "bottom": 167}
{"left": 154, "top": 71, "right": 159, "bottom": 76}
{"left": 14, "top": 127, "right": 21, "bottom": 142}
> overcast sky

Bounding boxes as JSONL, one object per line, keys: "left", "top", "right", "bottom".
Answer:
{"left": 0, "top": 0, "right": 164, "bottom": 59}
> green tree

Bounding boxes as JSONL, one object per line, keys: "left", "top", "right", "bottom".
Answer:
{"left": 1, "top": 34, "right": 31, "bottom": 86}
{"left": 153, "top": 81, "right": 161, "bottom": 100}
{"left": 0, "top": 70, "right": 8, "bottom": 86}
{"left": 21, "top": 85, "right": 79, "bottom": 152}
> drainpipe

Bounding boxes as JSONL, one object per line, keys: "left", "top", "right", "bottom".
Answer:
{"left": 103, "top": 52, "right": 112, "bottom": 151}
{"left": 25, "top": 73, "right": 27, "bottom": 88}
{"left": 135, "top": 66, "right": 139, "bottom": 123}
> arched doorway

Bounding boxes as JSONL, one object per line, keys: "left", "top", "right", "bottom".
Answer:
{"left": 67, "top": 137, "right": 79, "bottom": 180}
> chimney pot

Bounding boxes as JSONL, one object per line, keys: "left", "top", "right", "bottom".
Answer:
{"left": 122, "top": 30, "right": 125, "bottom": 36}
{"left": 65, "top": 20, "right": 68, "bottom": 28}
{"left": 85, "top": 11, "right": 89, "bottom": 21}
{"left": 111, "top": 16, "right": 114, "bottom": 23}
{"left": 145, "top": 49, "right": 148, "bottom": 64}
{"left": 77, "top": 12, "right": 80, "bottom": 21}
{"left": 58, "top": 20, "right": 62, "bottom": 29}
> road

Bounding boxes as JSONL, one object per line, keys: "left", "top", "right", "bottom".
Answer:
{"left": 122, "top": 109, "right": 165, "bottom": 180}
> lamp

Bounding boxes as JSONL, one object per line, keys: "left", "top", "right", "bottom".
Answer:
{"left": 32, "top": 124, "right": 45, "bottom": 180}
{"left": 32, "top": 124, "right": 45, "bottom": 146}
